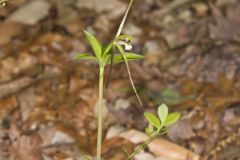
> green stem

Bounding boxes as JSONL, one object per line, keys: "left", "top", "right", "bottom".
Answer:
{"left": 127, "top": 132, "right": 161, "bottom": 160}
{"left": 97, "top": 66, "right": 105, "bottom": 160}
{"left": 116, "top": 44, "right": 142, "bottom": 105}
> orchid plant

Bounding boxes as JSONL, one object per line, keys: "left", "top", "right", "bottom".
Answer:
{"left": 74, "top": 0, "right": 143, "bottom": 159}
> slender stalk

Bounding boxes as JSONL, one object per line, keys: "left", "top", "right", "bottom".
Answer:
{"left": 116, "top": 44, "right": 142, "bottom": 105}
{"left": 127, "top": 132, "right": 162, "bottom": 160}
{"left": 97, "top": 66, "right": 105, "bottom": 160}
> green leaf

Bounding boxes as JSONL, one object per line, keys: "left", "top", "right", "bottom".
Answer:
{"left": 158, "top": 103, "right": 168, "bottom": 124}
{"left": 103, "top": 43, "right": 113, "bottom": 56}
{"left": 144, "top": 112, "right": 161, "bottom": 129}
{"left": 117, "top": 34, "right": 133, "bottom": 41}
{"left": 112, "top": 54, "right": 124, "bottom": 63}
{"left": 74, "top": 53, "right": 98, "bottom": 62}
{"left": 111, "top": 53, "right": 144, "bottom": 64}
{"left": 102, "top": 43, "right": 114, "bottom": 64}
{"left": 165, "top": 112, "right": 181, "bottom": 126}
{"left": 115, "top": 0, "right": 133, "bottom": 38}
{"left": 124, "top": 52, "right": 144, "bottom": 61}
{"left": 83, "top": 30, "right": 102, "bottom": 60}
{"left": 145, "top": 123, "right": 154, "bottom": 135}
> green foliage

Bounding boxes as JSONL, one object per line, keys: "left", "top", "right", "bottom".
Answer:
{"left": 145, "top": 124, "right": 154, "bottom": 135}
{"left": 83, "top": 30, "right": 102, "bottom": 60}
{"left": 144, "top": 103, "right": 181, "bottom": 135}
{"left": 74, "top": 32, "right": 143, "bottom": 67}
{"left": 127, "top": 104, "right": 180, "bottom": 160}
{"left": 158, "top": 103, "right": 168, "bottom": 125}
{"left": 144, "top": 112, "right": 161, "bottom": 130}
{"left": 74, "top": 53, "right": 98, "bottom": 62}
{"left": 102, "top": 43, "right": 113, "bottom": 58}
{"left": 112, "top": 53, "right": 144, "bottom": 64}
{"left": 164, "top": 112, "right": 181, "bottom": 126}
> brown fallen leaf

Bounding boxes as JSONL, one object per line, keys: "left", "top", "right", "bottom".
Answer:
{"left": 153, "top": 0, "right": 198, "bottom": 19}
{"left": 167, "top": 120, "right": 196, "bottom": 142}
{"left": 149, "top": 138, "right": 200, "bottom": 160}
{"left": 0, "top": 21, "right": 26, "bottom": 45}
{"left": 223, "top": 107, "right": 240, "bottom": 126}
{"left": 207, "top": 96, "right": 240, "bottom": 112}
{"left": 0, "top": 52, "right": 38, "bottom": 83}
{"left": 119, "top": 129, "right": 200, "bottom": 160}
{"left": 209, "top": 3, "right": 240, "bottom": 41}
{"left": 68, "top": 76, "right": 88, "bottom": 95}
{"left": 0, "top": 96, "right": 18, "bottom": 119}
{"left": 101, "top": 137, "right": 134, "bottom": 160}
{"left": 0, "top": 77, "right": 34, "bottom": 99}
{"left": 12, "top": 134, "right": 43, "bottom": 160}
{"left": 216, "top": 0, "right": 237, "bottom": 7}
{"left": 162, "top": 24, "right": 192, "bottom": 49}
{"left": 104, "top": 79, "right": 130, "bottom": 101}
{"left": 56, "top": 88, "right": 98, "bottom": 145}
{"left": 18, "top": 88, "right": 35, "bottom": 122}
{"left": 8, "top": 125, "right": 43, "bottom": 160}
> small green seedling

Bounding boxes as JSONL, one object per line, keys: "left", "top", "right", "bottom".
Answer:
{"left": 126, "top": 103, "right": 181, "bottom": 160}
{"left": 144, "top": 103, "right": 181, "bottom": 136}
{"left": 74, "top": 0, "right": 143, "bottom": 160}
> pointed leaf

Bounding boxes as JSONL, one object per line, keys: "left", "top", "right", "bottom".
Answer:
{"left": 117, "top": 34, "right": 133, "bottom": 42}
{"left": 103, "top": 43, "right": 113, "bottom": 57}
{"left": 125, "top": 52, "right": 144, "bottom": 61}
{"left": 112, "top": 54, "right": 124, "bottom": 63}
{"left": 115, "top": 0, "right": 133, "bottom": 38}
{"left": 74, "top": 53, "right": 98, "bottom": 62}
{"left": 111, "top": 53, "right": 144, "bottom": 64}
{"left": 102, "top": 43, "right": 114, "bottom": 64}
{"left": 144, "top": 112, "right": 161, "bottom": 129}
{"left": 165, "top": 112, "right": 181, "bottom": 126}
{"left": 158, "top": 103, "right": 168, "bottom": 124}
{"left": 83, "top": 30, "right": 102, "bottom": 60}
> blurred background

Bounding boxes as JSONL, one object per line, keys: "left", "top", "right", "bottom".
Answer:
{"left": 0, "top": 0, "right": 240, "bottom": 160}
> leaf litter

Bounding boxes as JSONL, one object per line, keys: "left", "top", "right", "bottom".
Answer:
{"left": 0, "top": 0, "right": 240, "bottom": 159}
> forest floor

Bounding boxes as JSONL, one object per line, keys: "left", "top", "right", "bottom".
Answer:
{"left": 0, "top": 0, "right": 240, "bottom": 160}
